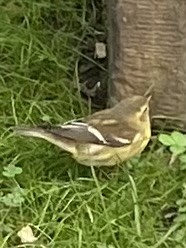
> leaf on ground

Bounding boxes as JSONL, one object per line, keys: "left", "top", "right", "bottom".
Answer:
{"left": 171, "top": 131, "right": 186, "bottom": 147}
{"left": 170, "top": 146, "right": 186, "bottom": 155}
{"left": 17, "top": 225, "right": 38, "bottom": 243}
{"left": 2, "top": 164, "right": 22, "bottom": 178}
{"left": 158, "top": 134, "right": 175, "bottom": 146}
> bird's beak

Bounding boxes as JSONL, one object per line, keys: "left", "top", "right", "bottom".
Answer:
{"left": 146, "top": 95, "right": 152, "bottom": 103}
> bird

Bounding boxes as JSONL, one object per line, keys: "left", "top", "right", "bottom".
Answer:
{"left": 13, "top": 95, "right": 151, "bottom": 167}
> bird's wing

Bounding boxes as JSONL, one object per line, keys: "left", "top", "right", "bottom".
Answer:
{"left": 45, "top": 121, "right": 106, "bottom": 145}
{"left": 14, "top": 111, "right": 138, "bottom": 148}
{"left": 88, "top": 122, "right": 137, "bottom": 147}
{"left": 85, "top": 110, "right": 139, "bottom": 147}
{"left": 45, "top": 118, "right": 137, "bottom": 147}
{"left": 14, "top": 122, "right": 102, "bottom": 145}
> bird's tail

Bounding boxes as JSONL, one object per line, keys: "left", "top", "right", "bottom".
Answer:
{"left": 13, "top": 126, "right": 76, "bottom": 154}
{"left": 13, "top": 126, "right": 46, "bottom": 137}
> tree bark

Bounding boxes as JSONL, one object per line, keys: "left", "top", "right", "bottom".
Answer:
{"left": 107, "top": 0, "right": 186, "bottom": 130}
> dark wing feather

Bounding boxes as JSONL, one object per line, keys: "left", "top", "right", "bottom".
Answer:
{"left": 41, "top": 120, "right": 134, "bottom": 147}
{"left": 14, "top": 119, "right": 136, "bottom": 147}
{"left": 45, "top": 122, "right": 104, "bottom": 145}
{"left": 85, "top": 110, "right": 137, "bottom": 147}
{"left": 91, "top": 123, "right": 136, "bottom": 147}
{"left": 40, "top": 100, "right": 137, "bottom": 147}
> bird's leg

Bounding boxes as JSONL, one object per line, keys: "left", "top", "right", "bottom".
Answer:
{"left": 96, "top": 165, "right": 119, "bottom": 180}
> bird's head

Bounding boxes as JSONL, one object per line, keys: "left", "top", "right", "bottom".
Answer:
{"left": 115, "top": 95, "right": 151, "bottom": 123}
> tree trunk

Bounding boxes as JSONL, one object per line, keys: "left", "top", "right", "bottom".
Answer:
{"left": 107, "top": 0, "right": 186, "bottom": 130}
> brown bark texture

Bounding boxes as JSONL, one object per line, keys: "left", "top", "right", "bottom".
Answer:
{"left": 107, "top": 0, "right": 186, "bottom": 130}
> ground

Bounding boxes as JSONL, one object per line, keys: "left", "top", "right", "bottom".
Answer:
{"left": 0, "top": 1, "right": 186, "bottom": 248}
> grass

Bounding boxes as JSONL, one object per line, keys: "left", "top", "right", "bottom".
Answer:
{"left": 0, "top": 0, "right": 186, "bottom": 247}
